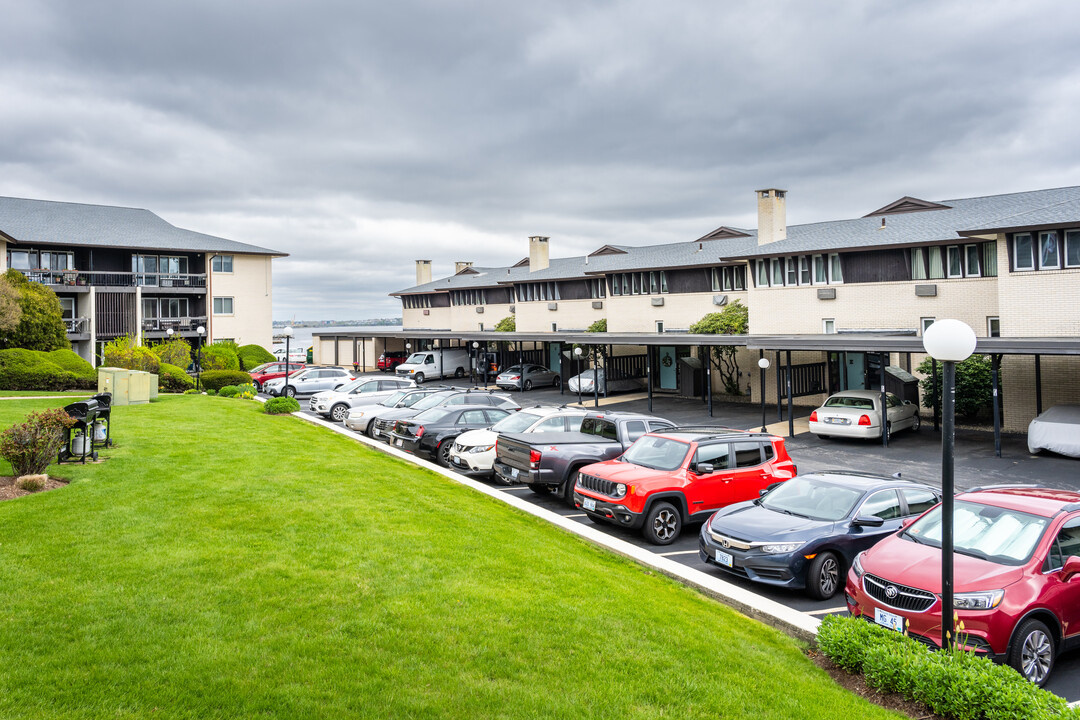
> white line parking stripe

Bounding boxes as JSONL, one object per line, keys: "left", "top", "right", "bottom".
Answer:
{"left": 659, "top": 549, "right": 700, "bottom": 557}
{"left": 501, "top": 486, "right": 532, "bottom": 491}
{"left": 564, "top": 513, "right": 586, "bottom": 518}
{"left": 808, "top": 607, "right": 848, "bottom": 616}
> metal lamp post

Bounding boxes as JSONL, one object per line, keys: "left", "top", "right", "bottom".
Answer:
{"left": 758, "top": 357, "right": 771, "bottom": 432}
{"left": 574, "top": 347, "right": 582, "bottom": 405}
{"left": 282, "top": 326, "right": 294, "bottom": 398}
{"left": 922, "top": 319, "right": 977, "bottom": 651}
{"left": 195, "top": 325, "right": 206, "bottom": 392}
{"left": 472, "top": 341, "right": 479, "bottom": 388}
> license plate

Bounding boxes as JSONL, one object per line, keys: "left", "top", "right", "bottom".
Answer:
{"left": 874, "top": 607, "right": 904, "bottom": 632}
{"left": 826, "top": 417, "right": 850, "bottom": 425}
{"left": 714, "top": 549, "right": 733, "bottom": 567}
{"left": 511, "top": 468, "right": 519, "bottom": 479}
{"left": 583, "top": 497, "right": 596, "bottom": 511}
{"left": 394, "top": 438, "right": 403, "bottom": 447}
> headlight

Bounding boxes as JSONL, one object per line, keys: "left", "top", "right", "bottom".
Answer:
{"left": 852, "top": 552, "right": 865, "bottom": 578}
{"left": 759, "top": 542, "right": 804, "bottom": 554}
{"left": 350, "top": 411, "right": 364, "bottom": 418}
{"left": 469, "top": 445, "right": 494, "bottom": 453}
{"left": 614, "top": 483, "right": 627, "bottom": 497}
{"left": 953, "top": 590, "right": 1004, "bottom": 610}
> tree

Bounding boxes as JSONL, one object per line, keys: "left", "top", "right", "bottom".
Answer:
{"left": 0, "top": 269, "right": 69, "bottom": 351}
{"left": 494, "top": 316, "right": 516, "bottom": 332}
{"left": 689, "top": 301, "right": 749, "bottom": 395}
{"left": 915, "top": 354, "right": 994, "bottom": 420}
{"left": 102, "top": 335, "right": 160, "bottom": 373}
{"left": 152, "top": 337, "right": 192, "bottom": 368}
{"left": 0, "top": 274, "right": 22, "bottom": 334}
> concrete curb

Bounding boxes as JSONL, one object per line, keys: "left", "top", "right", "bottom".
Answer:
{"left": 290, "top": 409, "right": 821, "bottom": 644}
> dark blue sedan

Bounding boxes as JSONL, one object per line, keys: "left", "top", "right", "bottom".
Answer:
{"left": 698, "top": 471, "right": 940, "bottom": 599}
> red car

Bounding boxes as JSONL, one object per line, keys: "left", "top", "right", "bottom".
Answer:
{"left": 248, "top": 361, "right": 305, "bottom": 392}
{"left": 573, "top": 429, "right": 796, "bottom": 545}
{"left": 377, "top": 352, "right": 408, "bottom": 372}
{"left": 845, "top": 487, "right": 1080, "bottom": 686}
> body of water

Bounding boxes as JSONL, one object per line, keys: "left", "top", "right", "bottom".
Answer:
{"left": 272, "top": 326, "right": 403, "bottom": 351}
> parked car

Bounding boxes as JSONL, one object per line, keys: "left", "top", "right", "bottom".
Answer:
{"left": 845, "top": 486, "right": 1080, "bottom": 686}
{"left": 493, "top": 411, "right": 675, "bottom": 503}
{"left": 377, "top": 351, "right": 409, "bottom": 372}
{"left": 308, "top": 376, "right": 415, "bottom": 421}
{"left": 698, "top": 472, "right": 940, "bottom": 598}
{"left": 249, "top": 361, "right": 305, "bottom": 392}
{"left": 369, "top": 389, "right": 520, "bottom": 441}
{"left": 495, "top": 364, "right": 561, "bottom": 391}
{"left": 388, "top": 405, "right": 515, "bottom": 466}
{"left": 448, "top": 406, "right": 587, "bottom": 478}
{"left": 273, "top": 347, "right": 307, "bottom": 363}
{"left": 262, "top": 366, "right": 354, "bottom": 397}
{"left": 395, "top": 349, "right": 471, "bottom": 384}
{"left": 344, "top": 387, "right": 446, "bottom": 434}
{"left": 808, "top": 390, "right": 920, "bottom": 440}
{"left": 1027, "top": 404, "right": 1080, "bottom": 457}
{"left": 573, "top": 429, "right": 796, "bottom": 545}
{"left": 566, "top": 368, "right": 641, "bottom": 396}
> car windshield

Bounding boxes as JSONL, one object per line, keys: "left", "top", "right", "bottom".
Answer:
{"left": 492, "top": 412, "right": 544, "bottom": 433}
{"left": 411, "top": 393, "right": 453, "bottom": 411}
{"left": 905, "top": 500, "right": 1050, "bottom": 565}
{"left": 250, "top": 363, "right": 274, "bottom": 373}
{"left": 619, "top": 436, "right": 690, "bottom": 471}
{"left": 412, "top": 408, "right": 454, "bottom": 424}
{"left": 335, "top": 378, "right": 370, "bottom": 393}
{"left": 502, "top": 366, "right": 523, "bottom": 374}
{"left": 380, "top": 391, "right": 409, "bottom": 407}
{"left": 824, "top": 395, "right": 875, "bottom": 410}
{"left": 404, "top": 352, "right": 427, "bottom": 364}
{"left": 762, "top": 476, "right": 864, "bottom": 521}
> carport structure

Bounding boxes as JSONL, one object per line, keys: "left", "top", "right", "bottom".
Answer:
{"left": 314, "top": 329, "right": 1080, "bottom": 457}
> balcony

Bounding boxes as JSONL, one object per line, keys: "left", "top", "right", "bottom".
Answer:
{"left": 65, "top": 317, "right": 90, "bottom": 338}
{"left": 141, "top": 316, "right": 209, "bottom": 336}
{"left": 15, "top": 269, "right": 207, "bottom": 290}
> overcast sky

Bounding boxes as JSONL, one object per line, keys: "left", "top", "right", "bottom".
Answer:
{"left": 2, "top": 1, "right": 1078, "bottom": 321}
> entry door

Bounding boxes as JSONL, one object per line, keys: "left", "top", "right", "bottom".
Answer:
{"left": 658, "top": 346, "right": 677, "bottom": 390}
{"left": 843, "top": 352, "right": 866, "bottom": 390}
{"left": 548, "top": 342, "right": 561, "bottom": 373}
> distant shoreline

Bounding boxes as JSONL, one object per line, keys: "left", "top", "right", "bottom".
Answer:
{"left": 272, "top": 319, "right": 402, "bottom": 328}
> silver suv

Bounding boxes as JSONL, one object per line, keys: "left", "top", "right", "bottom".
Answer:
{"left": 263, "top": 366, "right": 354, "bottom": 397}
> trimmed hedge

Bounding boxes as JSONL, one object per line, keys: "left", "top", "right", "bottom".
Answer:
{"left": 159, "top": 362, "right": 195, "bottom": 392}
{"left": 817, "top": 615, "right": 1078, "bottom": 720}
{"left": 47, "top": 349, "right": 97, "bottom": 388}
{"left": 199, "top": 344, "right": 240, "bottom": 371}
{"left": 237, "top": 344, "right": 275, "bottom": 371}
{"left": 0, "top": 348, "right": 79, "bottom": 391}
{"left": 263, "top": 396, "right": 300, "bottom": 414}
{"left": 199, "top": 369, "right": 252, "bottom": 392}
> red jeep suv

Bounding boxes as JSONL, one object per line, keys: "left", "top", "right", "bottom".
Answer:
{"left": 249, "top": 361, "right": 305, "bottom": 392}
{"left": 845, "top": 486, "right": 1080, "bottom": 686}
{"left": 573, "top": 429, "right": 796, "bottom": 545}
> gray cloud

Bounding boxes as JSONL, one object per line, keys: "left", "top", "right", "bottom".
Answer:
{"left": 2, "top": 0, "right": 1079, "bottom": 320}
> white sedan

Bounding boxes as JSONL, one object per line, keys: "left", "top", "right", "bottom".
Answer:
{"left": 448, "top": 408, "right": 586, "bottom": 478}
{"left": 808, "top": 390, "right": 921, "bottom": 440}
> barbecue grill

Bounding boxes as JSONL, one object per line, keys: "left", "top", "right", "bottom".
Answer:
{"left": 59, "top": 398, "right": 101, "bottom": 463}
{"left": 90, "top": 392, "right": 113, "bottom": 448}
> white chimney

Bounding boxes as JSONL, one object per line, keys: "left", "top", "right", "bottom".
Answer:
{"left": 415, "top": 259, "right": 432, "bottom": 285}
{"left": 756, "top": 189, "right": 787, "bottom": 245}
{"left": 455, "top": 261, "right": 474, "bottom": 274}
{"left": 529, "top": 236, "right": 550, "bottom": 272}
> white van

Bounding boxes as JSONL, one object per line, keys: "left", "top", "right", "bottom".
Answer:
{"left": 395, "top": 349, "right": 470, "bottom": 384}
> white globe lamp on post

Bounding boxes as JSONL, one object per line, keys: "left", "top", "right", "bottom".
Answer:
{"left": 282, "top": 326, "right": 294, "bottom": 398}
{"left": 573, "top": 347, "right": 583, "bottom": 405}
{"left": 195, "top": 325, "right": 206, "bottom": 391}
{"left": 757, "top": 357, "right": 771, "bottom": 433}
{"left": 922, "top": 319, "right": 976, "bottom": 651}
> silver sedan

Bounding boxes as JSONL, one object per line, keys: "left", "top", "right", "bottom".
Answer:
{"left": 495, "top": 364, "right": 561, "bottom": 391}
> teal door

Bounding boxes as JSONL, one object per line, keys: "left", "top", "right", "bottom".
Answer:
{"left": 659, "top": 346, "right": 677, "bottom": 390}
{"left": 842, "top": 352, "right": 865, "bottom": 390}
{"left": 548, "top": 342, "right": 561, "bottom": 373}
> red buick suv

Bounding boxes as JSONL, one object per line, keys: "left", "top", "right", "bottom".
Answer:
{"left": 845, "top": 486, "right": 1080, "bottom": 686}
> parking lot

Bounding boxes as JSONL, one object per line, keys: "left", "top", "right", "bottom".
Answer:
{"left": 281, "top": 377, "right": 1080, "bottom": 702}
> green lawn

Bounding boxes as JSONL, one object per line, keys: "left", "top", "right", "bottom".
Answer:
{"left": 0, "top": 390, "right": 92, "bottom": 397}
{"left": 0, "top": 396, "right": 901, "bottom": 719}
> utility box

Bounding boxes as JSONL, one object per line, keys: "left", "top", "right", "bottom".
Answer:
{"left": 97, "top": 367, "right": 131, "bottom": 406}
{"left": 127, "top": 371, "right": 152, "bottom": 405}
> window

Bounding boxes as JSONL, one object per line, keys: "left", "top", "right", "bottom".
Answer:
{"left": 632, "top": 273, "right": 640, "bottom": 294}
{"left": 813, "top": 254, "right": 827, "bottom": 284}
{"left": 534, "top": 417, "right": 568, "bottom": 432}
{"left": 655, "top": 321, "right": 664, "bottom": 333}
{"left": 1014, "top": 233, "right": 1034, "bottom": 270}
{"left": 732, "top": 442, "right": 764, "bottom": 468}
{"left": 928, "top": 246, "right": 945, "bottom": 279}
{"left": 723, "top": 265, "right": 746, "bottom": 291}
{"left": 659, "top": 271, "right": 668, "bottom": 293}
{"left": 771, "top": 258, "right": 783, "bottom": 286}
{"left": 650, "top": 272, "right": 658, "bottom": 294}
{"left": 757, "top": 260, "right": 769, "bottom": 287}
{"left": 41, "top": 251, "right": 74, "bottom": 271}
{"left": 624, "top": 421, "right": 647, "bottom": 443}
{"left": 860, "top": 490, "right": 903, "bottom": 520}
{"left": 786, "top": 257, "right": 798, "bottom": 286}
{"left": 829, "top": 253, "right": 843, "bottom": 283}
{"left": 911, "top": 248, "right": 927, "bottom": 280}
{"left": 133, "top": 254, "right": 159, "bottom": 286}
{"left": 964, "top": 244, "right": 981, "bottom": 277}
{"left": 799, "top": 256, "right": 811, "bottom": 285}
{"left": 213, "top": 296, "right": 234, "bottom": 315}
{"left": 982, "top": 241, "right": 998, "bottom": 276}
{"left": 987, "top": 317, "right": 1001, "bottom": 337}
{"left": 711, "top": 268, "right": 721, "bottom": 292}
{"left": 1066, "top": 231, "right": 1080, "bottom": 268}
{"left": 921, "top": 317, "right": 935, "bottom": 335}
{"left": 589, "top": 278, "right": 606, "bottom": 298}
{"left": 610, "top": 275, "right": 621, "bottom": 296}
{"left": 946, "top": 246, "right": 963, "bottom": 278}
{"left": 622, "top": 274, "right": 630, "bottom": 296}
{"left": 551, "top": 323, "right": 557, "bottom": 332}
{"left": 822, "top": 318, "right": 835, "bottom": 334}
{"left": 1043, "top": 518, "right": 1080, "bottom": 572}
{"left": 8, "top": 250, "right": 34, "bottom": 270}
{"left": 484, "top": 409, "right": 510, "bottom": 424}
{"left": 1039, "top": 231, "right": 1060, "bottom": 269}
{"left": 458, "top": 410, "right": 487, "bottom": 425}
{"left": 694, "top": 443, "right": 731, "bottom": 471}
{"left": 211, "top": 255, "right": 234, "bottom": 273}
{"left": 901, "top": 488, "right": 938, "bottom": 516}
{"left": 60, "top": 297, "right": 76, "bottom": 322}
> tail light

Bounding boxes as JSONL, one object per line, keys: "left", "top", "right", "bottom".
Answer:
{"left": 858, "top": 415, "right": 872, "bottom": 426}
{"left": 510, "top": 375, "right": 520, "bottom": 380}
{"left": 529, "top": 448, "right": 541, "bottom": 469}
{"left": 415, "top": 425, "right": 425, "bottom": 438}
{"left": 809, "top": 410, "right": 818, "bottom": 422}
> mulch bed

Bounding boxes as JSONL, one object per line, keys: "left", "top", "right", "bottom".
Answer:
{"left": 808, "top": 650, "right": 945, "bottom": 720}
{"left": 0, "top": 475, "right": 69, "bottom": 501}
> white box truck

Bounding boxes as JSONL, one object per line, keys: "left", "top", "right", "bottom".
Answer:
{"left": 394, "top": 349, "right": 470, "bottom": 384}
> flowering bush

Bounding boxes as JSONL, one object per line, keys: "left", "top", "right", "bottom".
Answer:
{"left": 0, "top": 408, "right": 76, "bottom": 476}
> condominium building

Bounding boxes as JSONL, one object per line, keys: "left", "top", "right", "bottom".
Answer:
{"left": 0, "top": 197, "right": 285, "bottom": 362}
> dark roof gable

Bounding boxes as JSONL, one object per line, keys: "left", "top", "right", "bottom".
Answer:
{"left": 588, "top": 244, "right": 628, "bottom": 257}
{"left": 864, "top": 196, "right": 952, "bottom": 217}
{"left": 696, "top": 226, "right": 752, "bottom": 241}
{"left": 512, "top": 257, "right": 530, "bottom": 267}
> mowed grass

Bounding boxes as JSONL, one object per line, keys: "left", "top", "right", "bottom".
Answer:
{"left": 0, "top": 396, "right": 901, "bottom": 719}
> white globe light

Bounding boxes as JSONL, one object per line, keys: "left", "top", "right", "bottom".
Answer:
{"left": 196, "top": 325, "right": 206, "bottom": 336}
{"left": 282, "top": 326, "right": 293, "bottom": 338}
{"left": 574, "top": 347, "right": 582, "bottom": 356}
{"left": 922, "top": 319, "right": 977, "bottom": 362}
{"left": 758, "top": 357, "right": 771, "bottom": 369}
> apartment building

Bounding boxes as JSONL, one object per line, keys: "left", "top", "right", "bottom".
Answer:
{"left": 0, "top": 197, "right": 285, "bottom": 362}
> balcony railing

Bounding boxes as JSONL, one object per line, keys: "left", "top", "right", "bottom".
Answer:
{"left": 65, "top": 317, "right": 90, "bottom": 335}
{"left": 142, "top": 316, "right": 209, "bottom": 333}
{"left": 15, "top": 269, "right": 207, "bottom": 289}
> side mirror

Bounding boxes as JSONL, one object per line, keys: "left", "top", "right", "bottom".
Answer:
{"left": 852, "top": 515, "right": 885, "bottom": 528}
{"left": 758, "top": 487, "right": 771, "bottom": 498}
{"left": 901, "top": 517, "right": 916, "bottom": 529}
{"left": 694, "top": 463, "right": 715, "bottom": 475}
{"left": 1062, "top": 555, "right": 1080, "bottom": 583}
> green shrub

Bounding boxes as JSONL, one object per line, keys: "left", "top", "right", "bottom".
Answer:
{"left": 183, "top": 388, "right": 200, "bottom": 395}
{"left": 817, "top": 615, "right": 1078, "bottom": 720}
{"left": 237, "top": 344, "right": 275, "bottom": 371}
{"left": 46, "top": 349, "right": 97, "bottom": 388}
{"left": 199, "top": 369, "right": 251, "bottom": 391}
{"left": 0, "top": 408, "right": 76, "bottom": 476}
{"left": 235, "top": 383, "right": 257, "bottom": 399}
{"left": 0, "top": 348, "right": 79, "bottom": 391}
{"left": 102, "top": 335, "right": 160, "bottom": 373}
{"left": 263, "top": 396, "right": 300, "bottom": 414}
{"left": 217, "top": 385, "right": 240, "bottom": 398}
{"left": 16, "top": 475, "right": 46, "bottom": 492}
{"left": 152, "top": 337, "right": 192, "bottom": 368}
{"left": 159, "top": 362, "right": 195, "bottom": 392}
{"left": 916, "top": 354, "right": 994, "bottom": 420}
{"left": 198, "top": 344, "right": 240, "bottom": 371}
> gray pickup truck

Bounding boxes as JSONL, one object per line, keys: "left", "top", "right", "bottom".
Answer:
{"left": 493, "top": 411, "right": 675, "bottom": 503}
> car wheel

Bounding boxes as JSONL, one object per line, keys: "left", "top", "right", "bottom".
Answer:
{"left": 552, "top": 376, "right": 561, "bottom": 389}
{"left": 455, "top": 367, "right": 465, "bottom": 378}
{"left": 642, "top": 501, "right": 681, "bottom": 545}
{"left": 330, "top": 404, "right": 349, "bottom": 423}
{"left": 910, "top": 413, "right": 921, "bottom": 432}
{"left": 807, "top": 552, "right": 841, "bottom": 600}
{"left": 251, "top": 380, "right": 261, "bottom": 392}
{"left": 561, "top": 469, "right": 579, "bottom": 506}
{"left": 523, "top": 380, "right": 533, "bottom": 391}
{"left": 1008, "top": 618, "right": 1055, "bottom": 686}
{"left": 817, "top": 434, "right": 830, "bottom": 440}
{"left": 413, "top": 373, "right": 425, "bottom": 384}
{"left": 527, "top": 483, "right": 551, "bottom": 496}
{"left": 285, "top": 386, "right": 296, "bottom": 398}
{"left": 437, "top": 441, "right": 453, "bottom": 467}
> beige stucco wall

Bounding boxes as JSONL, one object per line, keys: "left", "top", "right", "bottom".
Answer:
{"left": 515, "top": 298, "right": 606, "bottom": 332}
{"left": 402, "top": 306, "right": 451, "bottom": 330}
{"left": 209, "top": 253, "right": 274, "bottom": 349}
{"left": 0, "top": 239, "right": 7, "bottom": 271}
{"left": 605, "top": 292, "right": 747, "bottom": 333}
{"left": 451, "top": 302, "right": 513, "bottom": 332}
